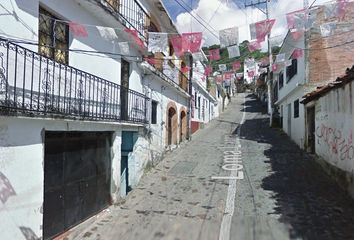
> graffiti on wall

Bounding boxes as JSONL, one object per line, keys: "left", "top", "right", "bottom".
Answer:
{"left": 316, "top": 124, "right": 354, "bottom": 161}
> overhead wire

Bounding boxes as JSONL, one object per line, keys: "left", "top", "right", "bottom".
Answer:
{"left": 172, "top": 0, "right": 220, "bottom": 39}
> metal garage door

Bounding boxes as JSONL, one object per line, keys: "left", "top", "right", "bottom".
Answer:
{"left": 43, "top": 132, "right": 112, "bottom": 239}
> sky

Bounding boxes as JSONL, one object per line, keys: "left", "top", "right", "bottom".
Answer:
{"left": 161, "top": 0, "right": 331, "bottom": 47}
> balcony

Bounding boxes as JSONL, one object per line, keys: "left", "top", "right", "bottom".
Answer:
{"left": 0, "top": 39, "right": 149, "bottom": 123}
{"left": 148, "top": 54, "right": 189, "bottom": 93}
{"left": 98, "top": 0, "right": 150, "bottom": 41}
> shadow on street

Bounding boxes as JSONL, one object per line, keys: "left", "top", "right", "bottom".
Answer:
{"left": 240, "top": 94, "right": 354, "bottom": 240}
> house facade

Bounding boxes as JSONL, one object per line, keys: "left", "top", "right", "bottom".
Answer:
{"left": 190, "top": 54, "right": 218, "bottom": 134}
{"left": 273, "top": 31, "right": 306, "bottom": 148}
{"left": 0, "top": 0, "right": 189, "bottom": 239}
{"left": 273, "top": 3, "right": 354, "bottom": 149}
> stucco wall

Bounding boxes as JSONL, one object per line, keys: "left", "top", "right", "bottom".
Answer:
{"left": 0, "top": 116, "right": 127, "bottom": 239}
{"left": 280, "top": 87, "right": 306, "bottom": 148}
{"left": 315, "top": 82, "right": 354, "bottom": 173}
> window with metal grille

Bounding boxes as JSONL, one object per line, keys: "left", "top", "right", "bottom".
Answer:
{"left": 294, "top": 99, "right": 299, "bottom": 118}
{"left": 279, "top": 72, "right": 284, "bottom": 89}
{"left": 151, "top": 100, "right": 158, "bottom": 124}
{"left": 38, "top": 7, "right": 69, "bottom": 64}
{"left": 286, "top": 59, "right": 297, "bottom": 82}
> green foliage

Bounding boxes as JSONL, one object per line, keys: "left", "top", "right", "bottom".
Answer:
{"left": 203, "top": 40, "right": 271, "bottom": 73}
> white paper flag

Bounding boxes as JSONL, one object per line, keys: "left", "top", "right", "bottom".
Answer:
{"left": 249, "top": 23, "right": 257, "bottom": 40}
{"left": 192, "top": 52, "right": 204, "bottom": 62}
{"left": 219, "top": 64, "right": 227, "bottom": 72}
{"left": 148, "top": 32, "right": 168, "bottom": 55}
{"left": 276, "top": 53, "right": 286, "bottom": 63}
{"left": 285, "top": 59, "right": 292, "bottom": 67}
{"left": 97, "top": 26, "right": 118, "bottom": 40}
{"left": 219, "top": 27, "right": 239, "bottom": 47}
{"left": 118, "top": 42, "right": 130, "bottom": 55}
{"left": 227, "top": 45, "right": 240, "bottom": 58}
{"left": 320, "top": 22, "right": 337, "bottom": 37}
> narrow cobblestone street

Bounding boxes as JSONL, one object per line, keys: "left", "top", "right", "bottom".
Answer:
{"left": 65, "top": 94, "right": 354, "bottom": 240}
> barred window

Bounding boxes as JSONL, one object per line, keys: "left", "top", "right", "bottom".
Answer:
{"left": 286, "top": 59, "right": 297, "bottom": 82}
{"left": 279, "top": 72, "right": 284, "bottom": 89}
{"left": 38, "top": 7, "right": 69, "bottom": 64}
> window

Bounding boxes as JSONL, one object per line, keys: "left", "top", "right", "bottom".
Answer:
{"left": 286, "top": 59, "right": 297, "bottom": 82}
{"left": 38, "top": 7, "right": 69, "bottom": 64}
{"left": 151, "top": 100, "right": 158, "bottom": 124}
{"left": 294, "top": 99, "right": 299, "bottom": 118}
{"left": 194, "top": 93, "right": 197, "bottom": 108}
{"left": 279, "top": 72, "right": 284, "bottom": 89}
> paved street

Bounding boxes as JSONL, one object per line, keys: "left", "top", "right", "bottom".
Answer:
{"left": 66, "top": 94, "right": 354, "bottom": 240}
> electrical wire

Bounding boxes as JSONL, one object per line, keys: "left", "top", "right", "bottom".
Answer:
{"left": 172, "top": 0, "right": 220, "bottom": 39}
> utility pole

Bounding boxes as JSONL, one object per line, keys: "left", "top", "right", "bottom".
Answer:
{"left": 187, "top": 54, "right": 193, "bottom": 140}
{"left": 245, "top": 0, "right": 273, "bottom": 127}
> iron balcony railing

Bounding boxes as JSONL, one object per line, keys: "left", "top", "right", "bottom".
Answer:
{"left": 101, "top": 0, "right": 150, "bottom": 41}
{"left": 0, "top": 39, "right": 149, "bottom": 123}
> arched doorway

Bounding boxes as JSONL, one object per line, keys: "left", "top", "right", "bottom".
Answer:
{"left": 180, "top": 108, "right": 187, "bottom": 143}
{"left": 166, "top": 102, "right": 178, "bottom": 146}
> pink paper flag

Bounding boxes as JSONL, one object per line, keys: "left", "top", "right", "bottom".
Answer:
{"left": 290, "top": 29, "right": 304, "bottom": 41}
{"left": 286, "top": 9, "right": 306, "bottom": 30}
{"left": 224, "top": 72, "right": 232, "bottom": 80}
{"left": 209, "top": 49, "right": 221, "bottom": 61}
{"left": 248, "top": 40, "right": 261, "bottom": 52}
{"left": 146, "top": 57, "right": 157, "bottom": 65}
{"left": 292, "top": 48, "right": 304, "bottom": 59}
{"left": 216, "top": 75, "right": 223, "bottom": 83}
{"left": 182, "top": 32, "right": 203, "bottom": 53}
{"left": 125, "top": 28, "right": 145, "bottom": 49}
{"left": 337, "top": 0, "right": 349, "bottom": 21}
{"left": 181, "top": 65, "right": 190, "bottom": 73}
{"left": 272, "top": 63, "right": 278, "bottom": 72}
{"left": 170, "top": 36, "right": 184, "bottom": 57}
{"left": 69, "top": 22, "right": 88, "bottom": 37}
{"left": 255, "top": 19, "right": 276, "bottom": 42}
{"left": 248, "top": 71, "right": 255, "bottom": 78}
{"left": 204, "top": 65, "right": 213, "bottom": 76}
{"left": 232, "top": 61, "right": 241, "bottom": 71}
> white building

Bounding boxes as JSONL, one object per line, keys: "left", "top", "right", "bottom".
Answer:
{"left": 0, "top": 0, "right": 189, "bottom": 239}
{"left": 190, "top": 55, "right": 218, "bottom": 133}
{"left": 273, "top": 31, "right": 306, "bottom": 148}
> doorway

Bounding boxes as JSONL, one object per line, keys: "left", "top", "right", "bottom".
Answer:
{"left": 120, "top": 131, "right": 138, "bottom": 197}
{"left": 287, "top": 103, "right": 292, "bottom": 138}
{"left": 120, "top": 60, "right": 130, "bottom": 121}
{"left": 168, "top": 107, "right": 177, "bottom": 145}
{"left": 180, "top": 110, "right": 186, "bottom": 143}
{"left": 43, "top": 132, "right": 112, "bottom": 239}
{"left": 307, "top": 106, "right": 316, "bottom": 153}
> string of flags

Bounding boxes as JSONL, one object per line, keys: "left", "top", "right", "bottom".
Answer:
{"left": 35, "top": 0, "right": 352, "bottom": 81}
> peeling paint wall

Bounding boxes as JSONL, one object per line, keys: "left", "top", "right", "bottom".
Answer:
{"left": 315, "top": 82, "right": 354, "bottom": 173}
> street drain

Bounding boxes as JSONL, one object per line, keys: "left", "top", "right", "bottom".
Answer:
{"left": 168, "top": 161, "right": 197, "bottom": 175}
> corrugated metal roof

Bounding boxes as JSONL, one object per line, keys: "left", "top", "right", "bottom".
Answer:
{"left": 301, "top": 65, "right": 354, "bottom": 104}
